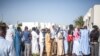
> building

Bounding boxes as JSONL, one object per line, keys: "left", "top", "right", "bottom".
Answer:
{"left": 21, "top": 22, "right": 55, "bottom": 30}
{"left": 84, "top": 5, "right": 100, "bottom": 30}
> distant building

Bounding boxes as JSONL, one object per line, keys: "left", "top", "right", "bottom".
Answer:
{"left": 84, "top": 5, "right": 100, "bottom": 30}
{"left": 21, "top": 22, "right": 38, "bottom": 31}
{"left": 21, "top": 22, "right": 55, "bottom": 30}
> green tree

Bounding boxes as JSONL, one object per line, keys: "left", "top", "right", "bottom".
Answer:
{"left": 74, "top": 16, "right": 84, "bottom": 28}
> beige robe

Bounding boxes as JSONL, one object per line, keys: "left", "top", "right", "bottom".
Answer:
{"left": 57, "top": 32, "right": 64, "bottom": 55}
{"left": 45, "top": 33, "right": 51, "bottom": 56}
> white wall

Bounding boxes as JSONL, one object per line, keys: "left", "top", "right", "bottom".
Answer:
{"left": 22, "top": 22, "right": 35, "bottom": 31}
{"left": 84, "top": 8, "right": 92, "bottom": 29}
{"left": 84, "top": 5, "right": 100, "bottom": 29}
{"left": 93, "top": 5, "right": 100, "bottom": 28}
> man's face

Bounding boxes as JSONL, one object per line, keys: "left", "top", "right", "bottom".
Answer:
{"left": 0, "top": 27, "right": 7, "bottom": 38}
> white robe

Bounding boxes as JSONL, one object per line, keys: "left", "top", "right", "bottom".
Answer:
{"left": 63, "top": 30, "right": 68, "bottom": 54}
{"left": 31, "top": 31, "right": 39, "bottom": 54}
{"left": 6, "top": 28, "right": 15, "bottom": 43}
{"left": 72, "top": 29, "right": 82, "bottom": 55}
{"left": 80, "top": 29, "right": 90, "bottom": 55}
{"left": 39, "top": 31, "right": 45, "bottom": 56}
{"left": 0, "top": 36, "right": 15, "bottom": 56}
{"left": 72, "top": 38, "right": 81, "bottom": 55}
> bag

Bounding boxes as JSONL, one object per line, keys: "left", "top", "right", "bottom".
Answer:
{"left": 67, "top": 34, "right": 73, "bottom": 42}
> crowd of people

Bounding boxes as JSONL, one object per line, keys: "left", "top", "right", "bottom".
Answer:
{"left": 0, "top": 22, "right": 100, "bottom": 56}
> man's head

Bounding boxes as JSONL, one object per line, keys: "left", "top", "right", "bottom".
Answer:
{"left": 0, "top": 22, "right": 7, "bottom": 38}
{"left": 92, "top": 25, "right": 99, "bottom": 30}
{"left": 32, "top": 27, "right": 36, "bottom": 31}
{"left": 46, "top": 29, "right": 50, "bottom": 33}
{"left": 17, "top": 27, "right": 21, "bottom": 31}
{"left": 84, "top": 26, "right": 87, "bottom": 29}
{"left": 24, "top": 26, "right": 28, "bottom": 31}
{"left": 69, "top": 24, "right": 74, "bottom": 30}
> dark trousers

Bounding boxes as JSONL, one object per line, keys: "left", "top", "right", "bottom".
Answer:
{"left": 68, "top": 41, "right": 73, "bottom": 55}
{"left": 90, "top": 42, "right": 99, "bottom": 56}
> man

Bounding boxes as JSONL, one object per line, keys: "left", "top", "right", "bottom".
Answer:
{"left": 80, "top": 26, "right": 90, "bottom": 56}
{"left": 22, "top": 26, "right": 31, "bottom": 56}
{"left": 39, "top": 29, "right": 45, "bottom": 56}
{"left": 72, "top": 26, "right": 82, "bottom": 56}
{"left": 0, "top": 22, "right": 15, "bottom": 56}
{"left": 51, "top": 25, "right": 57, "bottom": 55}
{"left": 67, "top": 24, "right": 74, "bottom": 56}
{"left": 63, "top": 28, "right": 68, "bottom": 56}
{"left": 45, "top": 29, "right": 52, "bottom": 56}
{"left": 57, "top": 29, "right": 64, "bottom": 56}
{"left": 31, "top": 27, "right": 39, "bottom": 56}
{"left": 14, "top": 27, "right": 22, "bottom": 56}
{"left": 90, "top": 25, "right": 99, "bottom": 56}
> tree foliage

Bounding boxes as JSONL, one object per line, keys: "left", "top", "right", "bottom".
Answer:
{"left": 74, "top": 16, "right": 84, "bottom": 28}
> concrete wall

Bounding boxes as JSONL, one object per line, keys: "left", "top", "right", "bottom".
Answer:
{"left": 84, "top": 8, "right": 92, "bottom": 30}
{"left": 84, "top": 5, "right": 100, "bottom": 29}
{"left": 93, "top": 5, "right": 100, "bottom": 28}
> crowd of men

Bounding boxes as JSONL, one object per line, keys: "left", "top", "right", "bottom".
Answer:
{"left": 0, "top": 22, "right": 100, "bottom": 56}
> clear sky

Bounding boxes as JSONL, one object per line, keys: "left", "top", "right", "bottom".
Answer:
{"left": 0, "top": 0, "right": 100, "bottom": 25}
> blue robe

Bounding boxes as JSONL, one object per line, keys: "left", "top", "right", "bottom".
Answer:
{"left": 80, "top": 29, "right": 90, "bottom": 55}
{"left": 14, "top": 30, "right": 21, "bottom": 56}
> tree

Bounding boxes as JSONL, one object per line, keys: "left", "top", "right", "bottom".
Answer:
{"left": 74, "top": 16, "right": 84, "bottom": 28}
